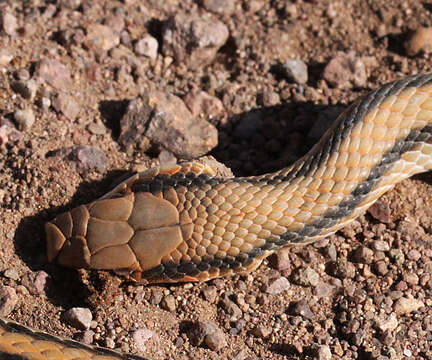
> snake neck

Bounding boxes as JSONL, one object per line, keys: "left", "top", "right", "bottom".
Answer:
{"left": 239, "top": 73, "right": 432, "bottom": 247}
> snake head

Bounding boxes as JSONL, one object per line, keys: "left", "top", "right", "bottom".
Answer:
{"left": 45, "top": 205, "right": 92, "bottom": 269}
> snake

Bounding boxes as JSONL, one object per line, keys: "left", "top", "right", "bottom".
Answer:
{"left": 2, "top": 73, "right": 432, "bottom": 358}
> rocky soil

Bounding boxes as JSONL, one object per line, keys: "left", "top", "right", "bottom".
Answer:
{"left": 1, "top": 0, "right": 432, "bottom": 359}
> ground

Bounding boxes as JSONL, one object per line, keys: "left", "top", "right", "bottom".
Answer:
{"left": 0, "top": 0, "right": 432, "bottom": 359}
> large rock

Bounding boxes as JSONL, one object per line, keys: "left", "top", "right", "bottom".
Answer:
{"left": 162, "top": 13, "right": 229, "bottom": 69}
{"left": 118, "top": 91, "right": 218, "bottom": 159}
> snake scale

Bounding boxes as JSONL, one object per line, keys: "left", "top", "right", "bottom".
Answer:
{"left": 2, "top": 73, "right": 432, "bottom": 358}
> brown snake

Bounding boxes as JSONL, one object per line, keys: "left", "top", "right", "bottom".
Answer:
{"left": 2, "top": 73, "right": 432, "bottom": 358}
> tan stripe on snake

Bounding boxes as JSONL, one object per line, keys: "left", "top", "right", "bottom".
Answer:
{"left": 3, "top": 73, "right": 432, "bottom": 358}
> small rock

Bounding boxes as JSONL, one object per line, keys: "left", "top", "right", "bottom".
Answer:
{"left": 393, "top": 297, "right": 424, "bottom": 315}
{"left": 315, "top": 345, "right": 332, "bottom": 360}
{"left": 87, "top": 122, "right": 107, "bottom": 135}
{"left": 63, "top": 307, "right": 92, "bottom": 330}
{"left": 183, "top": 90, "right": 225, "bottom": 123}
{"left": 352, "top": 246, "right": 374, "bottom": 264}
{"left": 85, "top": 23, "right": 120, "bottom": 53}
{"left": 188, "top": 320, "right": 227, "bottom": 351}
{"left": 375, "top": 312, "right": 398, "bottom": 332}
{"left": 327, "top": 260, "right": 356, "bottom": 279}
{"left": 118, "top": 92, "right": 218, "bottom": 159}
{"left": 0, "top": 120, "right": 22, "bottom": 146}
{"left": 372, "top": 240, "right": 390, "bottom": 252}
{"left": 21, "top": 271, "right": 49, "bottom": 295}
{"left": 58, "top": 0, "right": 82, "bottom": 9}
{"left": 161, "top": 294, "right": 176, "bottom": 312}
{"left": 134, "top": 35, "right": 158, "bottom": 59}
{"left": 251, "top": 325, "right": 271, "bottom": 338}
{"left": 220, "top": 295, "right": 242, "bottom": 319}
{"left": 313, "top": 282, "right": 335, "bottom": 297}
{"left": 268, "top": 248, "right": 291, "bottom": 271}
{"left": 36, "top": 59, "right": 72, "bottom": 90}
{"left": 200, "top": 0, "right": 236, "bottom": 15}
{"left": 14, "top": 109, "right": 35, "bottom": 131}
{"left": 368, "top": 200, "right": 391, "bottom": 223}
{"left": 407, "top": 249, "right": 421, "bottom": 261}
{"left": 11, "top": 79, "right": 38, "bottom": 100}
{"left": 202, "top": 285, "right": 218, "bottom": 303}
{"left": 50, "top": 145, "right": 107, "bottom": 173}
{"left": 52, "top": 93, "right": 80, "bottom": 121}
{"left": 405, "top": 27, "right": 432, "bottom": 56}
{"left": 258, "top": 90, "right": 280, "bottom": 107}
{"left": 263, "top": 276, "right": 290, "bottom": 294}
{"left": 80, "top": 329, "right": 94, "bottom": 344}
{"left": 292, "top": 267, "right": 320, "bottom": 287}
{"left": 162, "top": 14, "right": 229, "bottom": 69}
{"left": 3, "top": 269, "right": 19, "bottom": 281}
{"left": 0, "top": 286, "right": 18, "bottom": 317}
{"left": 403, "top": 273, "right": 419, "bottom": 285}
{"left": 373, "top": 260, "right": 388, "bottom": 276}
{"left": 0, "top": 48, "right": 13, "bottom": 66}
{"left": 282, "top": 60, "right": 308, "bottom": 84}
{"left": 149, "top": 288, "right": 163, "bottom": 305}
{"left": 322, "top": 51, "right": 367, "bottom": 88}
{"left": 290, "top": 299, "right": 314, "bottom": 319}
{"left": 2, "top": 12, "right": 17, "bottom": 36}
{"left": 105, "top": 338, "right": 115, "bottom": 349}
{"left": 132, "top": 328, "right": 156, "bottom": 352}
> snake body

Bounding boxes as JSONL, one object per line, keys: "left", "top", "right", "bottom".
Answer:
{"left": 3, "top": 73, "right": 432, "bottom": 358}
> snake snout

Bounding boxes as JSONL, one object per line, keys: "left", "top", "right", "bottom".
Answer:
{"left": 45, "top": 206, "right": 91, "bottom": 268}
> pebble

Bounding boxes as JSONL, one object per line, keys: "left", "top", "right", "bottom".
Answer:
{"left": 367, "top": 200, "right": 391, "bottom": 223}
{"left": 134, "top": 35, "right": 158, "bottom": 59}
{"left": 220, "top": 295, "right": 242, "bottom": 319}
{"left": 11, "top": 79, "right": 38, "bottom": 100}
{"left": 375, "top": 312, "right": 398, "bottom": 332}
{"left": 373, "top": 260, "right": 388, "bottom": 276}
{"left": 251, "top": 325, "right": 271, "bottom": 338}
{"left": 87, "top": 122, "right": 107, "bottom": 135}
{"left": 2, "top": 12, "right": 17, "bottom": 36}
{"left": 36, "top": 59, "right": 72, "bottom": 89}
{"left": 3, "top": 269, "right": 19, "bottom": 281}
{"left": 63, "top": 307, "right": 93, "bottom": 330}
{"left": 315, "top": 345, "right": 332, "bottom": 360}
{"left": 268, "top": 248, "right": 291, "bottom": 271}
{"left": 393, "top": 297, "right": 424, "bottom": 315}
{"left": 263, "top": 276, "right": 290, "bottom": 294}
{"left": 0, "top": 49, "right": 13, "bottom": 66}
{"left": 132, "top": 328, "right": 155, "bottom": 352}
{"left": 52, "top": 93, "right": 80, "bottom": 121}
{"left": 407, "top": 249, "right": 421, "bottom": 261}
{"left": 14, "top": 109, "right": 35, "bottom": 131}
{"left": 322, "top": 51, "right": 367, "bottom": 88}
{"left": 160, "top": 294, "right": 176, "bottom": 312}
{"left": 372, "top": 240, "right": 390, "bottom": 252}
{"left": 118, "top": 92, "right": 218, "bottom": 159}
{"left": 290, "top": 299, "right": 314, "bottom": 319}
{"left": 162, "top": 14, "right": 229, "bottom": 69}
{"left": 85, "top": 23, "right": 120, "bottom": 53}
{"left": 282, "top": 60, "right": 308, "bottom": 84}
{"left": 188, "top": 320, "right": 227, "bottom": 351}
{"left": 201, "top": 0, "right": 236, "bottom": 15}
{"left": 21, "top": 271, "right": 49, "bottom": 295}
{"left": 0, "top": 286, "right": 18, "bottom": 317}
{"left": 80, "top": 329, "right": 95, "bottom": 344}
{"left": 328, "top": 260, "right": 356, "bottom": 279}
{"left": 201, "top": 285, "right": 218, "bottom": 303}
{"left": 51, "top": 145, "right": 107, "bottom": 173}
{"left": 313, "top": 282, "right": 335, "bottom": 297}
{"left": 405, "top": 27, "right": 432, "bottom": 56}
{"left": 352, "top": 246, "right": 374, "bottom": 264}
{"left": 292, "top": 267, "right": 320, "bottom": 287}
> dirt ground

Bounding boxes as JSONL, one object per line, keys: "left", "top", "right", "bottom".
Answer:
{"left": 1, "top": 0, "right": 432, "bottom": 359}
